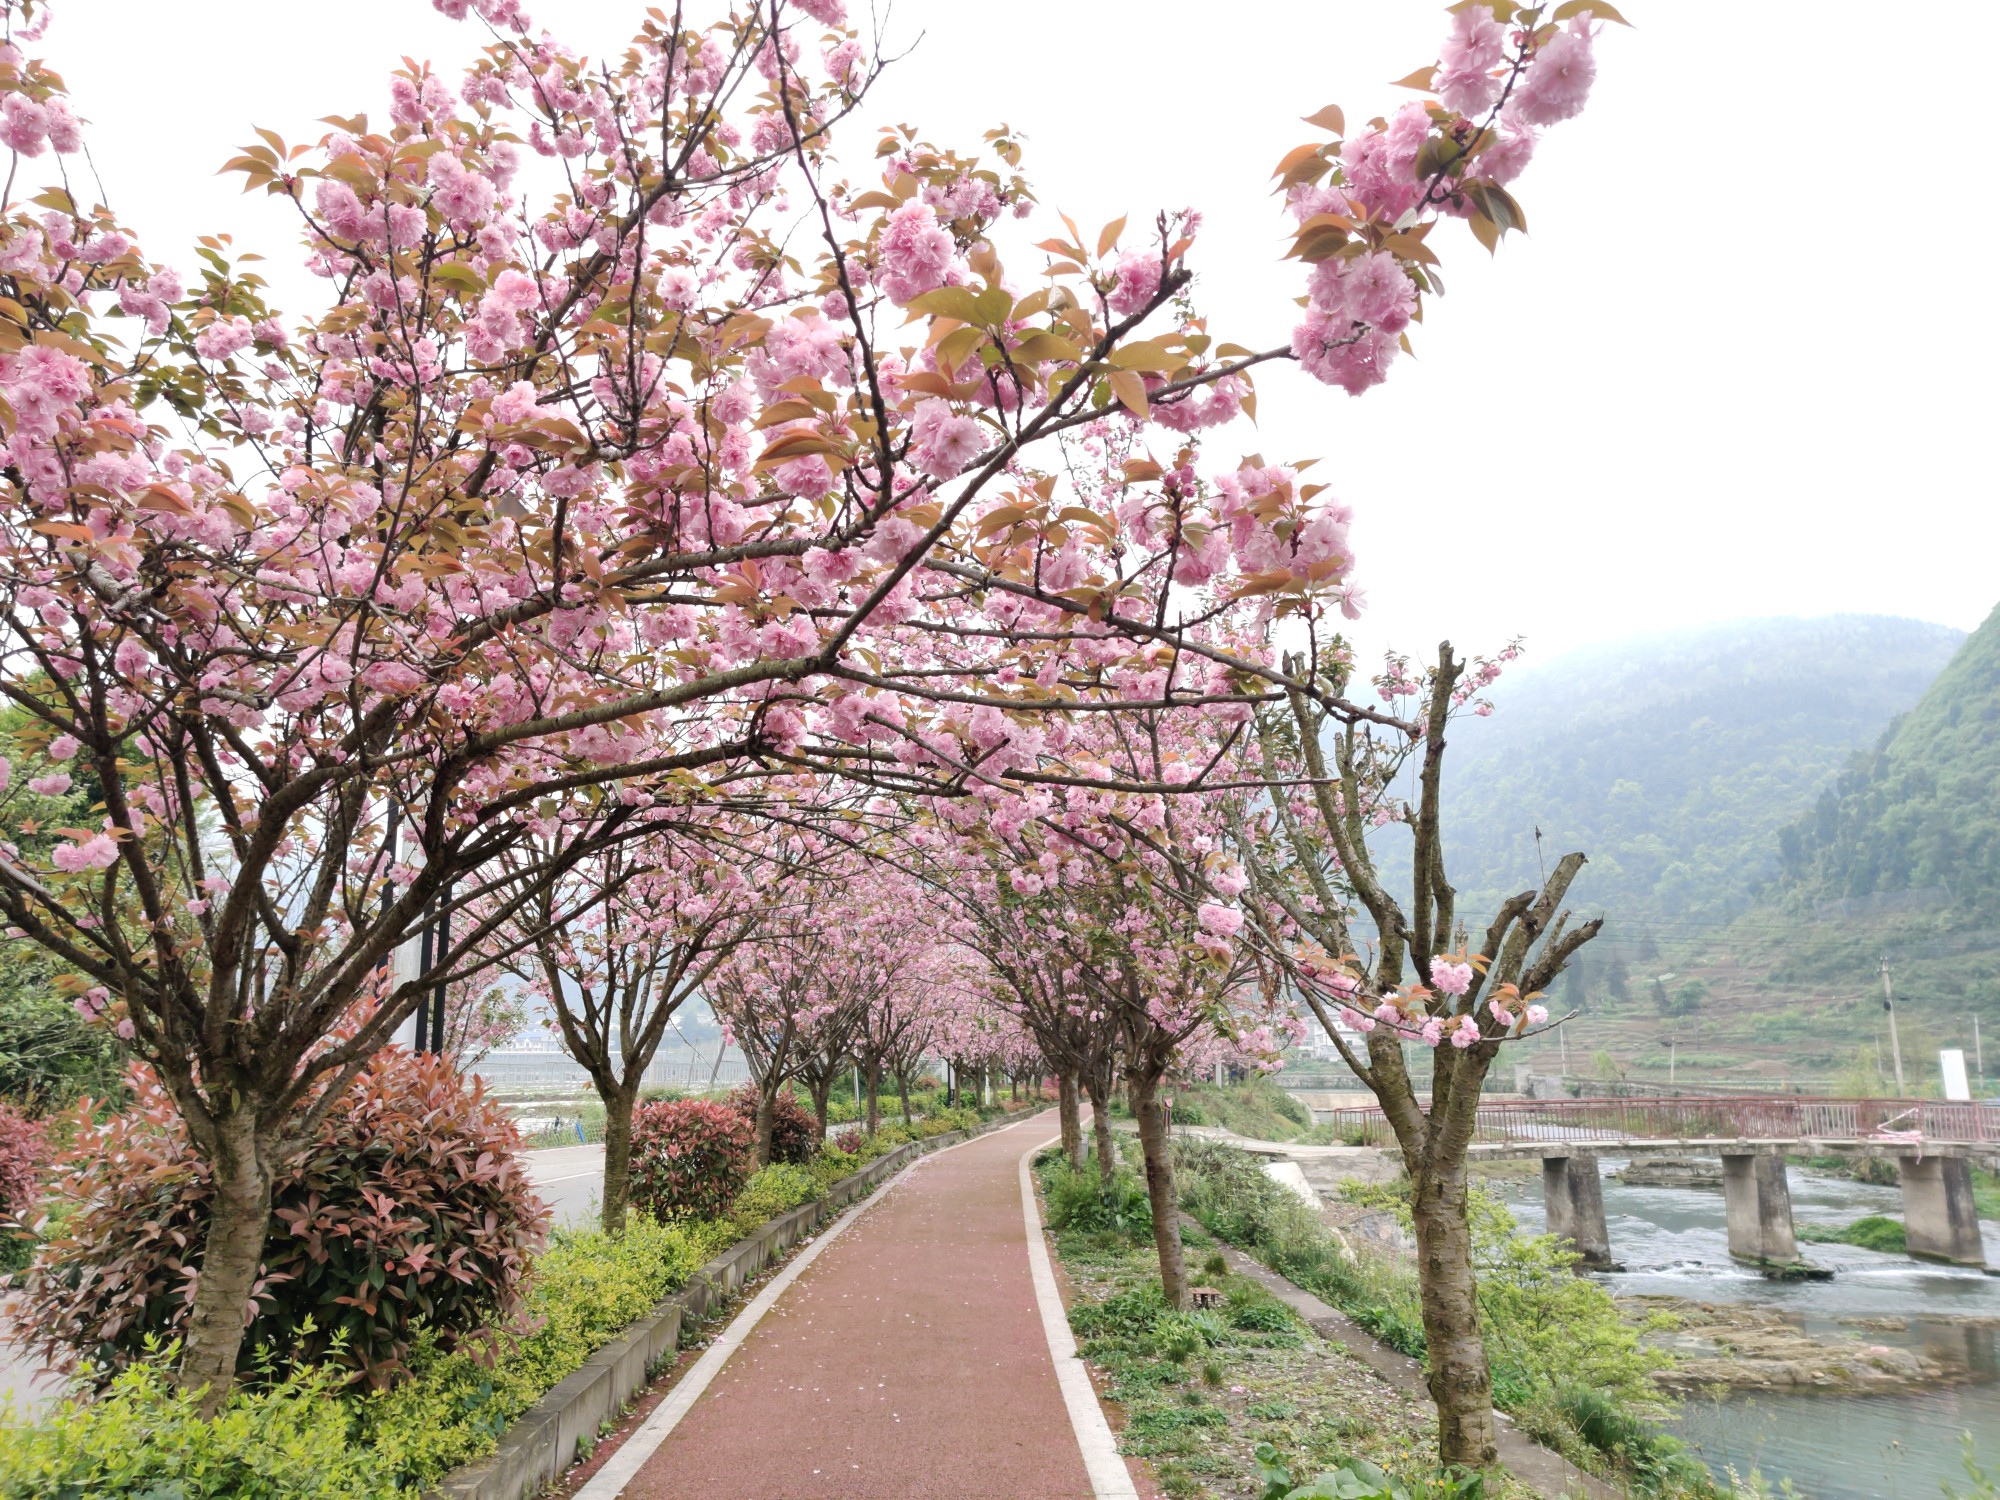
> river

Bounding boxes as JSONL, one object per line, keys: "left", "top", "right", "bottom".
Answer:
{"left": 1488, "top": 1158, "right": 2000, "bottom": 1499}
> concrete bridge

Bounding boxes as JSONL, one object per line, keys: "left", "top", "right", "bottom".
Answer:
{"left": 1318, "top": 1096, "right": 2000, "bottom": 1274}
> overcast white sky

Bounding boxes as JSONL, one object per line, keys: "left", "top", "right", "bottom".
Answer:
{"left": 55, "top": 0, "right": 1999, "bottom": 670}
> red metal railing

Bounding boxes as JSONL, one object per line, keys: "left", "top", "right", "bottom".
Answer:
{"left": 1319, "top": 1096, "right": 2000, "bottom": 1150}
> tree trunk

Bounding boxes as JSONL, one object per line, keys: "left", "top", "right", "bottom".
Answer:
{"left": 896, "top": 1066, "right": 912, "bottom": 1125}
{"left": 178, "top": 1111, "right": 275, "bottom": 1414}
{"left": 810, "top": 1077, "right": 833, "bottom": 1142}
{"left": 864, "top": 1059, "right": 882, "bottom": 1136}
{"left": 1058, "top": 1072, "right": 1084, "bottom": 1169}
{"left": 754, "top": 1086, "right": 777, "bottom": 1167}
{"left": 600, "top": 1078, "right": 639, "bottom": 1235}
{"left": 1010, "top": 1074, "right": 1019, "bottom": 1102}
{"left": 1411, "top": 1158, "right": 1499, "bottom": 1468}
{"left": 1085, "top": 1079, "right": 1116, "bottom": 1188}
{"left": 1130, "top": 1071, "right": 1188, "bottom": 1309}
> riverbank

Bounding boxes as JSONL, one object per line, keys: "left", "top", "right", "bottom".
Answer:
{"left": 1167, "top": 1136, "right": 1716, "bottom": 1496}
{"left": 1485, "top": 1151, "right": 2000, "bottom": 1499}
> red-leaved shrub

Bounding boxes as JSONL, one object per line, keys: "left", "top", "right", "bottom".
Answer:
{"left": 629, "top": 1098, "right": 752, "bottom": 1221}
{"left": 0, "top": 1103, "right": 46, "bottom": 1224}
{"left": 728, "top": 1083, "right": 817, "bottom": 1164}
{"left": 16, "top": 1048, "right": 545, "bottom": 1387}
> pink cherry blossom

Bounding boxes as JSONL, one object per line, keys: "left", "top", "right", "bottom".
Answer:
{"left": 1513, "top": 23, "right": 1596, "bottom": 127}
{"left": 1431, "top": 960, "right": 1474, "bottom": 997}
{"left": 52, "top": 833, "right": 117, "bottom": 872}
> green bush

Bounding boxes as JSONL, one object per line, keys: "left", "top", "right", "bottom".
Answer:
{"left": 721, "top": 1163, "right": 821, "bottom": 1235}
{"left": 0, "top": 1355, "right": 396, "bottom": 1499}
{"left": 359, "top": 1213, "right": 722, "bottom": 1485}
{"left": 1041, "top": 1159, "right": 1153, "bottom": 1242}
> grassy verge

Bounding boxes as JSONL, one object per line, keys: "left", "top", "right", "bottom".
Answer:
{"left": 1035, "top": 1148, "right": 1509, "bottom": 1500}
{"left": 1160, "top": 1078, "right": 1319, "bottom": 1143}
{"left": 1169, "top": 1137, "right": 1729, "bottom": 1498}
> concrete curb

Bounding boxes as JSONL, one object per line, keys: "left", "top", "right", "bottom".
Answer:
{"left": 427, "top": 1113, "right": 1023, "bottom": 1500}
{"left": 1180, "top": 1215, "right": 1622, "bottom": 1500}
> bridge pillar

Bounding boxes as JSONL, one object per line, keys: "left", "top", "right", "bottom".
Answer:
{"left": 1722, "top": 1152, "right": 1798, "bottom": 1266}
{"left": 1897, "top": 1156, "right": 1988, "bottom": 1268}
{"left": 1542, "top": 1151, "right": 1613, "bottom": 1270}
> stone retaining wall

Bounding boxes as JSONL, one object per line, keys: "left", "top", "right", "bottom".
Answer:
{"left": 429, "top": 1116, "right": 1017, "bottom": 1500}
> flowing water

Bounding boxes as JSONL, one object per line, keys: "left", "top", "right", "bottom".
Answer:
{"left": 1488, "top": 1159, "right": 2000, "bottom": 1498}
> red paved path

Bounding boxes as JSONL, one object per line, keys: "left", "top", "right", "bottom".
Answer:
{"left": 623, "top": 1114, "right": 1093, "bottom": 1500}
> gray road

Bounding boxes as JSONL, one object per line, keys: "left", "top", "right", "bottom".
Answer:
{"left": 529, "top": 1143, "right": 606, "bottom": 1229}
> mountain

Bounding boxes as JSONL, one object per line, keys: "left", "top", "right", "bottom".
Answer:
{"left": 1777, "top": 603, "right": 2000, "bottom": 921}
{"left": 1424, "top": 615, "right": 1967, "bottom": 926}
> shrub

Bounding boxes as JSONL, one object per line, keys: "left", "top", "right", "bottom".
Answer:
{"left": 629, "top": 1098, "right": 752, "bottom": 1221}
{"left": 0, "top": 1101, "right": 45, "bottom": 1221}
{"left": 727, "top": 1083, "right": 816, "bottom": 1164}
{"left": 0, "top": 1101, "right": 46, "bottom": 1271}
{"left": 919, "top": 1104, "right": 981, "bottom": 1135}
{"left": 17, "top": 1051, "right": 543, "bottom": 1387}
{"left": 0, "top": 1354, "right": 396, "bottom": 1499}
{"left": 358, "top": 1214, "right": 720, "bottom": 1485}
{"left": 723, "top": 1163, "right": 822, "bottom": 1233}
{"left": 1042, "top": 1160, "right": 1153, "bottom": 1242}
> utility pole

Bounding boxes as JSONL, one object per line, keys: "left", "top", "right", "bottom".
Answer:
{"left": 1879, "top": 957, "right": 1905, "bottom": 1096}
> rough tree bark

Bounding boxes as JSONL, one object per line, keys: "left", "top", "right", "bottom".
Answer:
{"left": 1083, "top": 1075, "right": 1116, "bottom": 1188}
{"left": 895, "top": 1065, "right": 912, "bottom": 1125}
{"left": 1130, "top": 1070, "right": 1189, "bottom": 1309}
{"left": 808, "top": 1074, "right": 834, "bottom": 1142}
{"left": 178, "top": 1111, "right": 275, "bottom": 1416}
{"left": 1411, "top": 1151, "right": 1497, "bottom": 1467}
{"left": 864, "top": 1059, "right": 882, "bottom": 1135}
{"left": 599, "top": 1076, "right": 641, "bottom": 1235}
{"left": 754, "top": 1085, "right": 778, "bottom": 1166}
{"left": 1057, "top": 1071, "right": 1084, "bottom": 1169}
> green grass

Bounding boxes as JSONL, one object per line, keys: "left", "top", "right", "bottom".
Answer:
{"left": 1794, "top": 1214, "right": 1907, "bottom": 1253}
{"left": 1034, "top": 1152, "right": 1512, "bottom": 1500}
{"left": 1161, "top": 1078, "right": 1316, "bottom": 1142}
{"left": 1973, "top": 1166, "right": 2000, "bottom": 1222}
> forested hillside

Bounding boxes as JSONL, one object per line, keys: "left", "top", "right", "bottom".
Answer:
{"left": 1778, "top": 604, "right": 2000, "bottom": 919}
{"left": 1426, "top": 615, "right": 1964, "bottom": 924}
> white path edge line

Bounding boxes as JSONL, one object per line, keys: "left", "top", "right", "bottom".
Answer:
{"left": 1020, "top": 1137, "right": 1142, "bottom": 1500}
{"left": 576, "top": 1113, "right": 1049, "bottom": 1499}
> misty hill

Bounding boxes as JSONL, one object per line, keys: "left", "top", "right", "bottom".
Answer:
{"left": 1428, "top": 615, "right": 1966, "bottom": 926}
{"left": 1778, "top": 603, "right": 2000, "bottom": 921}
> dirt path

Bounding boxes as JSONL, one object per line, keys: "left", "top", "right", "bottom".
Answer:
{"left": 617, "top": 1115, "right": 1099, "bottom": 1500}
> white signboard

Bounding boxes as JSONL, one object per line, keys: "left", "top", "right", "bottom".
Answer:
{"left": 1940, "top": 1048, "right": 1971, "bottom": 1102}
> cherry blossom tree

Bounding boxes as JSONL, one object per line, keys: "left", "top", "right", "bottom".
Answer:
{"left": 481, "top": 816, "right": 788, "bottom": 1232}
{"left": 0, "top": 0, "right": 1614, "bottom": 1402}
{"left": 1229, "top": 643, "right": 1600, "bottom": 1467}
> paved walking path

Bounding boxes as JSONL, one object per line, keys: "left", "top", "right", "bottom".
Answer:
{"left": 612, "top": 1113, "right": 1107, "bottom": 1500}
